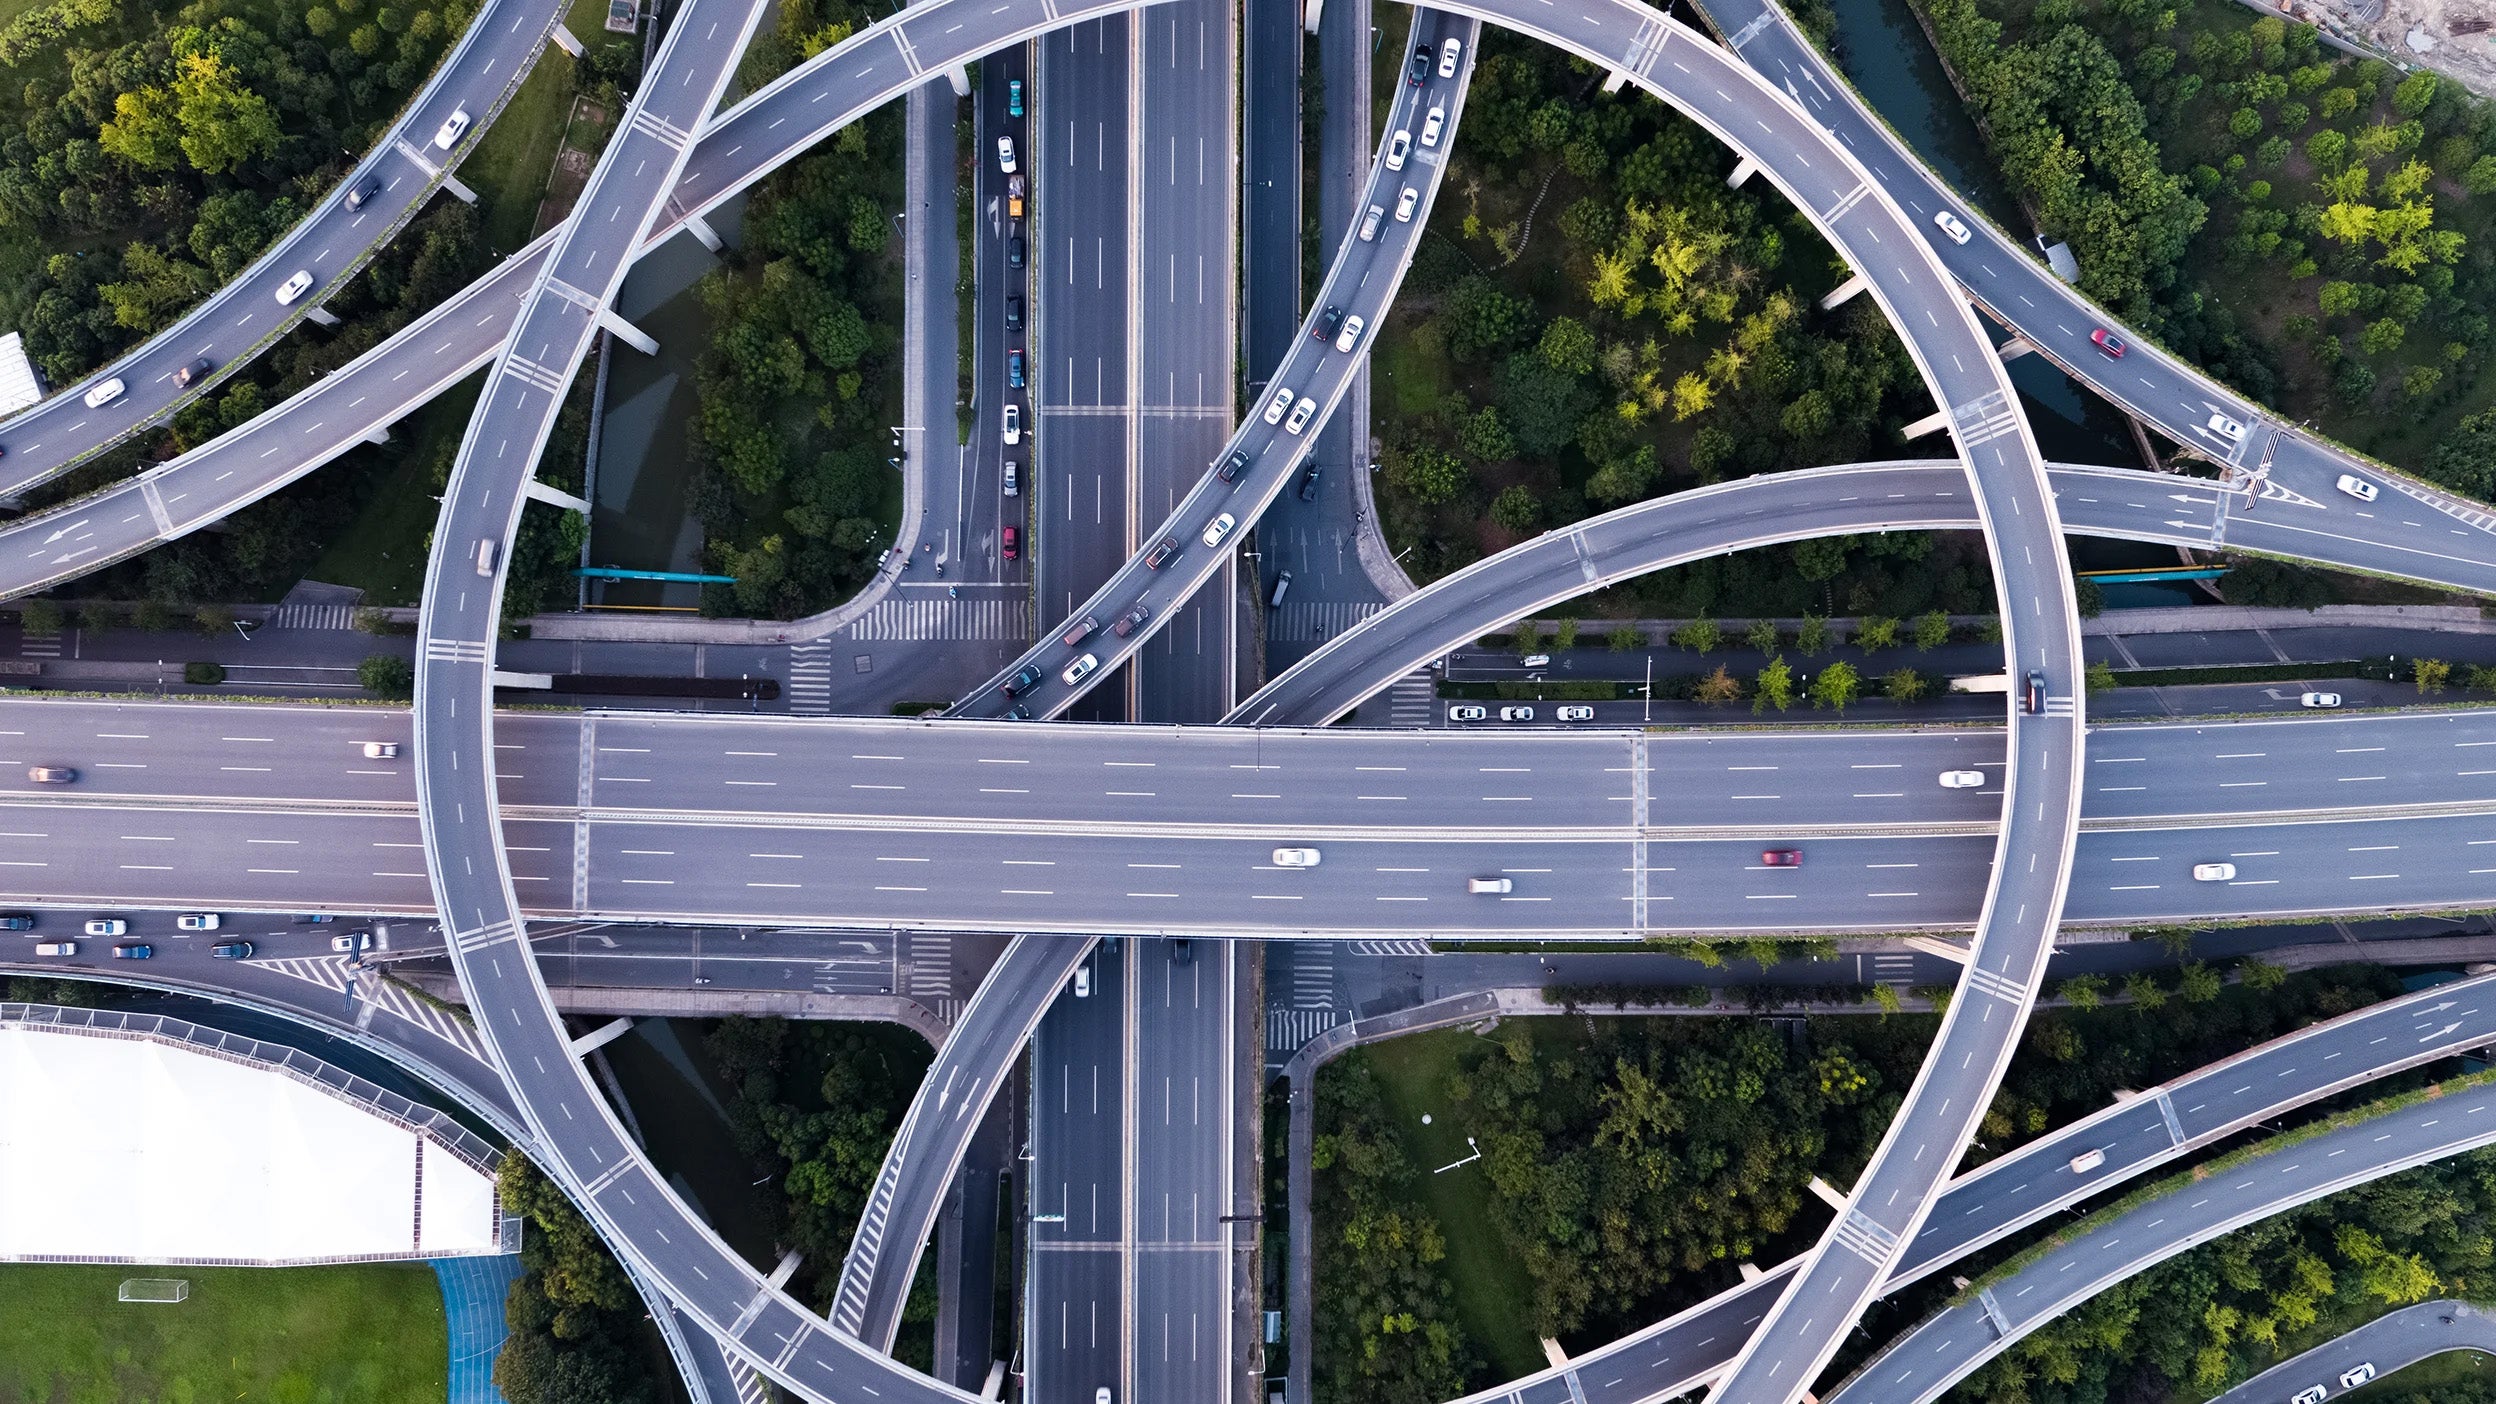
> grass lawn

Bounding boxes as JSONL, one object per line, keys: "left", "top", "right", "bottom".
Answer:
{"left": 1350, "top": 1027, "right": 1548, "bottom": 1382}
{"left": 459, "top": 0, "right": 613, "bottom": 257}
{"left": 304, "top": 375, "right": 486, "bottom": 603}
{"left": 0, "top": 1261, "right": 447, "bottom": 1404}
{"left": 2343, "top": 1344, "right": 2496, "bottom": 1400}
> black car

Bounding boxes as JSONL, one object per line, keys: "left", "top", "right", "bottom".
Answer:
{"left": 1003, "top": 663, "right": 1043, "bottom": 698}
{"left": 1006, "top": 295, "right": 1023, "bottom": 329}
{"left": 1008, "top": 236, "right": 1025, "bottom": 268}
{"left": 1297, "top": 461, "right": 1323, "bottom": 501}
{"left": 1407, "top": 45, "right": 1431, "bottom": 84}
{"left": 1144, "top": 538, "right": 1178, "bottom": 570}
{"left": 209, "top": 940, "right": 256, "bottom": 960}
{"left": 343, "top": 176, "right": 383, "bottom": 211}
{"left": 173, "top": 357, "right": 212, "bottom": 388}
{"left": 2023, "top": 669, "right": 2046, "bottom": 714}
{"left": 1113, "top": 603, "right": 1152, "bottom": 637}
{"left": 1214, "top": 448, "right": 1249, "bottom": 484}
{"left": 1003, "top": 704, "right": 1033, "bottom": 720}
{"left": 1314, "top": 305, "right": 1345, "bottom": 341}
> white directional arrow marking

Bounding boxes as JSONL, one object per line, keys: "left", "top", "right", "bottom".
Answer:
{"left": 43, "top": 517, "right": 87, "bottom": 544}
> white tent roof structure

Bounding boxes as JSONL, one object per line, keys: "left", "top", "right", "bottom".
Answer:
{"left": 0, "top": 333, "right": 40, "bottom": 416}
{"left": 0, "top": 1018, "right": 503, "bottom": 1264}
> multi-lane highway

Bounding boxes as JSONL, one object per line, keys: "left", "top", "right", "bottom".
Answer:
{"left": 0, "top": 0, "right": 568, "bottom": 497}
{"left": 1241, "top": 458, "right": 2496, "bottom": 725}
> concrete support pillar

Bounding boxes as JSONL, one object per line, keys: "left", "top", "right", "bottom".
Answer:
{"left": 1738, "top": 1262, "right": 1766, "bottom": 1282}
{"left": 1541, "top": 1339, "right": 1570, "bottom": 1370}
{"left": 442, "top": 174, "right": 477, "bottom": 204}
{"left": 1303, "top": 0, "right": 1323, "bottom": 34}
{"left": 549, "top": 22, "right": 584, "bottom": 55}
{"left": 597, "top": 306, "right": 658, "bottom": 355}
{"left": 1902, "top": 407, "right": 1951, "bottom": 440}
{"left": 768, "top": 1249, "right": 803, "bottom": 1288}
{"left": 1807, "top": 1176, "right": 1849, "bottom": 1212}
{"left": 302, "top": 306, "right": 341, "bottom": 327}
{"left": 569, "top": 1016, "right": 635, "bottom": 1056}
{"left": 946, "top": 64, "right": 970, "bottom": 97}
{"left": 1904, "top": 935, "right": 1973, "bottom": 965}
{"left": 1602, "top": 68, "right": 1631, "bottom": 93}
{"left": 364, "top": 424, "right": 391, "bottom": 445}
{"left": 525, "top": 478, "right": 593, "bottom": 513}
{"left": 1819, "top": 270, "right": 1868, "bottom": 310}
{"left": 490, "top": 669, "right": 555, "bottom": 689}
{"left": 682, "top": 214, "right": 724, "bottom": 252}
{"left": 1996, "top": 336, "right": 2036, "bottom": 362}
{"left": 1727, "top": 154, "right": 1761, "bottom": 189}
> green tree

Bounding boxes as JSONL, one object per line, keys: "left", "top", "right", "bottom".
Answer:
{"left": 1796, "top": 615, "right": 1830, "bottom": 657}
{"left": 1460, "top": 406, "right": 1515, "bottom": 461}
{"left": 2415, "top": 656, "right": 2452, "bottom": 692}
{"left": 1745, "top": 618, "right": 1781, "bottom": 655}
{"left": 2124, "top": 971, "right": 2170, "bottom": 1011}
{"left": 2057, "top": 973, "right": 2105, "bottom": 1011}
{"left": 18, "top": 599, "right": 63, "bottom": 634}
{"left": 1442, "top": 275, "right": 1530, "bottom": 361}
{"left": 1384, "top": 444, "right": 1468, "bottom": 508}
{"left": 2176, "top": 962, "right": 2222, "bottom": 1004}
{"left": 2087, "top": 659, "right": 2118, "bottom": 694}
{"left": 1488, "top": 484, "right": 1541, "bottom": 534}
{"left": 1553, "top": 618, "right": 1579, "bottom": 652}
{"left": 2228, "top": 107, "right": 2262, "bottom": 140}
{"left": 1537, "top": 316, "right": 1597, "bottom": 375}
{"left": 1912, "top": 610, "right": 1951, "bottom": 651}
{"left": 98, "top": 86, "right": 182, "bottom": 170}
{"left": 2391, "top": 70, "right": 2438, "bottom": 117}
{"left": 2467, "top": 156, "right": 2496, "bottom": 197}
{"left": 1753, "top": 656, "right": 1795, "bottom": 714}
{"left": 1882, "top": 667, "right": 1926, "bottom": 703}
{"left": 1696, "top": 664, "right": 1743, "bottom": 705}
{"left": 1607, "top": 624, "right": 1644, "bottom": 653}
{"left": 171, "top": 52, "right": 281, "bottom": 174}
{"left": 2237, "top": 957, "right": 2287, "bottom": 991}
{"left": 1669, "top": 616, "right": 1721, "bottom": 654}
{"left": 1809, "top": 660, "right": 1859, "bottom": 712}
{"left": 1856, "top": 615, "right": 1898, "bottom": 653}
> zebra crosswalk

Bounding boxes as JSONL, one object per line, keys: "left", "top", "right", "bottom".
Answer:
{"left": 257, "top": 954, "right": 489, "bottom": 1061}
{"left": 266, "top": 603, "right": 358, "bottom": 630}
{"left": 1386, "top": 671, "right": 1436, "bottom": 728}
{"left": 18, "top": 629, "right": 59, "bottom": 658}
{"left": 1270, "top": 600, "right": 1380, "bottom": 643}
{"left": 786, "top": 642, "right": 832, "bottom": 714}
{"left": 845, "top": 596, "right": 1029, "bottom": 642}
{"left": 903, "top": 933, "right": 952, "bottom": 999}
{"left": 1265, "top": 1007, "right": 1342, "bottom": 1053}
{"left": 1868, "top": 952, "right": 1916, "bottom": 988}
{"left": 723, "top": 1350, "right": 773, "bottom": 1404}
{"left": 1347, "top": 939, "right": 1431, "bottom": 956}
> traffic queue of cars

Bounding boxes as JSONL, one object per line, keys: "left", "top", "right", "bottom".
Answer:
{"left": 998, "top": 75, "right": 1032, "bottom": 570}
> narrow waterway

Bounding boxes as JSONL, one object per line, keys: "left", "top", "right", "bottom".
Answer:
{"left": 1824, "top": 0, "right": 2189, "bottom": 599}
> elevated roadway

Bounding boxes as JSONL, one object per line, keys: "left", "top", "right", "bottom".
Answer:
{"left": 1238, "top": 458, "right": 2496, "bottom": 727}
{"left": 2207, "top": 1300, "right": 2496, "bottom": 1404}
{"left": 0, "top": 0, "right": 569, "bottom": 497}
{"left": 1699, "top": 0, "right": 2496, "bottom": 559}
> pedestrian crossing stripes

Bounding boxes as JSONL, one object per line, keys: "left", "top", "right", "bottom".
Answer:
{"left": 1869, "top": 952, "right": 1916, "bottom": 987}
{"left": 1619, "top": 15, "right": 1669, "bottom": 77}
{"left": 724, "top": 1350, "right": 772, "bottom": 1404}
{"left": 628, "top": 108, "right": 692, "bottom": 149}
{"left": 1347, "top": 940, "right": 1431, "bottom": 956}
{"left": 786, "top": 642, "right": 832, "bottom": 714}
{"left": 2043, "top": 695, "right": 2077, "bottom": 717}
{"left": 1270, "top": 600, "right": 1379, "bottom": 643}
{"left": 266, "top": 603, "right": 358, "bottom": 630}
{"left": 1823, "top": 183, "right": 1871, "bottom": 223}
{"left": 541, "top": 276, "right": 607, "bottom": 315}
{"left": 258, "top": 954, "right": 489, "bottom": 1061}
{"left": 501, "top": 354, "right": 568, "bottom": 398}
{"left": 1726, "top": 7, "right": 1777, "bottom": 47}
{"left": 426, "top": 637, "right": 489, "bottom": 663}
{"left": 1265, "top": 1007, "right": 1342, "bottom": 1053}
{"left": 19, "top": 629, "right": 59, "bottom": 658}
{"left": 1286, "top": 946, "right": 1334, "bottom": 1008}
{"left": 1949, "top": 390, "right": 2022, "bottom": 449}
{"left": 1386, "top": 671, "right": 1436, "bottom": 729}
{"left": 845, "top": 596, "right": 1029, "bottom": 642}
{"left": 1829, "top": 1208, "right": 1900, "bottom": 1266}
{"left": 1962, "top": 964, "right": 2030, "bottom": 1006}
{"left": 904, "top": 933, "right": 952, "bottom": 998}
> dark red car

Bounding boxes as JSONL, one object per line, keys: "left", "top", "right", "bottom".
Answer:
{"left": 1001, "top": 524, "right": 1019, "bottom": 561}
{"left": 1759, "top": 849, "right": 1802, "bottom": 867}
{"left": 2089, "top": 327, "right": 2126, "bottom": 358}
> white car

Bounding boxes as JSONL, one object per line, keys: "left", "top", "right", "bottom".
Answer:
{"left": 362, "top": 741, "right": 400, "bottom": 758}
{"left": 1499, "top": 705, "right": 1534, "bottom": 722}
{"left": 1447, "top": 704, "right": 1486, "bottom": 721}
{"left": 1420, "top": 105, "right": 1446, "bottom": 147}
{"left": 1334, "top": 314, "right": 1366, "bottom": 354}
{"left": 1262, "top": 384, "right": 1294, "bottom": 424}
{"left": 1002, "top": 403, "right": 1022, "bottom": 444}
{"left": 331, "top": 931, "right": 374, "bottom": 953}
{"left": 2192, "top": 862, "right": 2238, "bottom": 882}
{"left": 176, "top": 913, "right": 220, "bottom": 931}
{"left": 82, "top": 377, "right": 126, "bottom": 408}
{"left": 1555, "top": 705, "right": 1594, "bottom": 722}
{"left": 1932, "top": 210, "right": 1971, "bottom": 245}
{"left": 433, "top": 106, "right": 471, "bottom": 149}
{"left": 1358, "top": 203, "right": 1385, "bottom": 241}
{"left": 276, "top": 269, "right": 314, "bottom": 305}
{"left": 1283, "top": 396, "right": 1317, "bottom": 434}
{"left": 1518, "top": 653, "right": 1552, "bottom": 667}
{"left": 1467, "top": 877, "right": 1512, "bottom": 894}
{"left": 1394, "top": 185, "right": 1420, "bottom": 222}
{"left": 84, "top": 918, "right": 127, "bottom": 937}
{"left": 1201, "top": 512, "right": 1237, "bottom": 548}
{"left": 996, "top": 135, "right": 1018, "bottom": 174}
{"left": 2335, "top": 473, "right": 2378, "bottom": 502}
{"left": 1385, "top": 129, "right": 1412, "bottom": 170}
{"left": 2291, "top": 1387, "right": 2326, "bottom": 1404}
{"left": 1074, "top": 963, "right": 1092, "bottom": 998}
{"left": 2340, "top": 1363, "right": 2377, "bottom": 1389}
{"left": 1061, "top": 652, "right": 1099, "bottom": 687}
{"left": 1271, "top": 847, "right": 1322, "bottom": 868}
{"left": 2205, "top": 411, "right": 2246, "bottom": 442}
{"left": 1438, "top": 36, "right": 1462, "bottom": 77}
{"left": 1938, "top": 770, "right": 1985, "bottom": 789}
{"left": 2300, "top": 691, "right": 2342, "bottom": 708}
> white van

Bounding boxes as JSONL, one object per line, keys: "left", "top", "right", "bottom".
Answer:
{"left": 83, "top": 378, "right": 126, "bottom": 408}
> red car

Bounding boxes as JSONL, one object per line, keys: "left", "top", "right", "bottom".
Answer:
{"left": 2089, "top": 327, "right": 2126, "bottom": 358}
{"left": 1760, "top": 849, "right": 1803, "bottom": 867}
{"left": 1001, "top": 524, "right": 1019, "bottom": 560}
